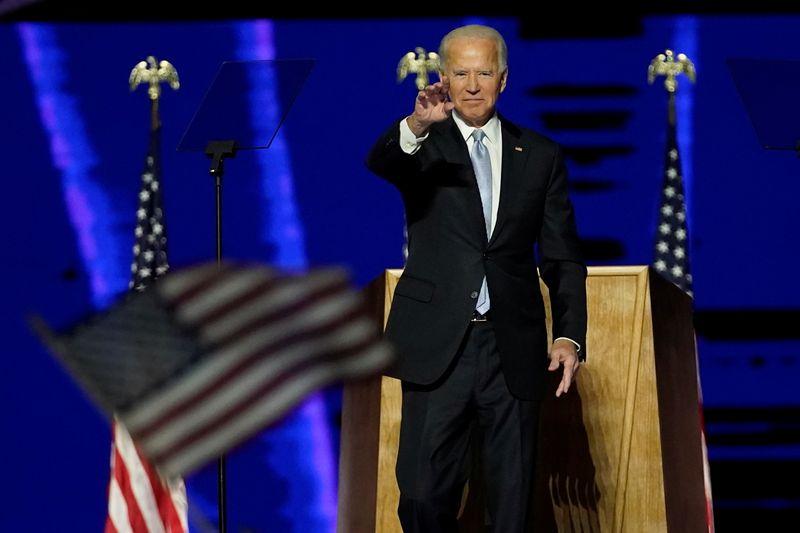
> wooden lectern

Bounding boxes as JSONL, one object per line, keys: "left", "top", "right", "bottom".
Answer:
{"left": 337, "top": 266, "right": 708, "bottom": 532}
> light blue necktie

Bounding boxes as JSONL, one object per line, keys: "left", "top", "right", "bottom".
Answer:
{"left": 470, "top": 129, "right": 491, "bottom": 314}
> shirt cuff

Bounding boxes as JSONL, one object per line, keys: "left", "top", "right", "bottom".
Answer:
{"left": 399, "top": 117, "right": 428, "bottom": 154}
{"left": 554, "top": 336, "right": 581, "bottom": 352}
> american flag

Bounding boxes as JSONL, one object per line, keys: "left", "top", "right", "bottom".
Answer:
{"left": 106, "top": 125, "right": 188, "bottom": 533}
{"left": 42, "top": 261, "right": 393, "bottom": 480}
{"left": 653, "top": 111, "right": 693, "bottom": 297}
{"left": 652, "top": 98, "right": 714, "bottom": 531}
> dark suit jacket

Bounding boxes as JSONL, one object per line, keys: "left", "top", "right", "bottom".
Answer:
{"left": 366, "top": 114, "right": 587, "bottom": 400}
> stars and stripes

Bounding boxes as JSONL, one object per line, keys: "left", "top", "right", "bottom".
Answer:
{"left": 653, "top": 120, "right": 693, "bottom": 297}
{"left": 651, "top": 88, "right": 714, "bottom": 531}
{"left": 106, "top": 125, "right": 187, "bottom": 533}
{"left": 53, "top": 262, "right": 393, "bottom": 480}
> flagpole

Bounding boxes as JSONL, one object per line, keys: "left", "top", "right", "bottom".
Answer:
{"left": 648, "top": 49, "right": 714, "bottom": 532}
{"left": 129, "top": 56, "right": 197, "bottom": 533}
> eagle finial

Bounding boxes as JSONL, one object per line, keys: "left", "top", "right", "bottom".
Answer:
{"left": 397, "top": 47, "right": 441, "bottom": 90}
{"left": 648, "top": 49, "right": 696, "bottom": 93}
{"left": 130, "top": 56, "right": 180, "bottom": 100}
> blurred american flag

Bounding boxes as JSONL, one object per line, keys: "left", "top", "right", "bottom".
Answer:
{"left": 42, "top": 261, "right": 393, "bottom": 480}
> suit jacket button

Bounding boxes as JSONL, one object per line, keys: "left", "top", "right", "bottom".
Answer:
{"left": 470, "top": 291, "right": 479, "bottom": 299}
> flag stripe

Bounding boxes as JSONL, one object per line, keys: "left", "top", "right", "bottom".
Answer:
{"left": 137, "top": 445, "right": 187, "bottom": 533}
{"left": 113, "top": 422, "right": 167, "bottom": 533}
{"left": 178, "top": 271, "right": 284, "bottom": 326}
{"left": 190, "top": 273, "right": 350, "bottom": 345}
{"left": 168, "top": 267, "right": 278, "bottom": 324}
{"left": 131, "top": 304, "right": 369, "bottom": 446}
{"left": 159, "top": 341, "right": 393, "bottom": 478}
{"left": 694, "top": 334, "right": 715, "bottom": 532}
{"left": 163, "top": 266, "right": 344, "bottom": 339}
{"left": 106, "top": 478, "right": 134, "bottom": 533}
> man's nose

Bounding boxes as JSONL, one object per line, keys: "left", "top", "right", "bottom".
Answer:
{"left": 467, "top": 73, "right": 479, "bottom": 91}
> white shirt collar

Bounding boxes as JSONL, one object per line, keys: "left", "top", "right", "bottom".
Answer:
{"left": 452, "top": 111, "right": 501, "bottom": 146}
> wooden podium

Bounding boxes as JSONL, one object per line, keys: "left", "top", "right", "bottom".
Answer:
{"left": 337, "top": 266, "right": 708, "bottom": 532}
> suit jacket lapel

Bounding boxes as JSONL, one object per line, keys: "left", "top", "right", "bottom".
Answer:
{"left": 430, "top": 117, "right": 470, "bottom": 165}
{"left": 430, "top": 118, "right": 490, "bottom": 243}
{"left": 490, "top": 118, "right": 527, "bottom": 245}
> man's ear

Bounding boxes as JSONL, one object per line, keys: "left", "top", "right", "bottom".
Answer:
{"left": 500, "top": 69, "right": 508, "bottom": 93}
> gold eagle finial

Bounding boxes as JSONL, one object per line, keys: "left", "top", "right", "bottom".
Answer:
{"left": 648, "top": 49, "right": 696, "bottom": 93}
{"left": 130, "top": 56, "right": 180, "bottom": 100}
{"left": 397, "top": 47, "right": 441, "bottom": 90}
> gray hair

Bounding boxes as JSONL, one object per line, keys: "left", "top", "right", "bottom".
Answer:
{"left": 438, "top": 24, "right": 508, "bottom": 72}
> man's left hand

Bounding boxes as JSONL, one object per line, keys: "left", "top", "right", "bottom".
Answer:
{"left": 548, "top": 338, "right": 580, "bottom": 397}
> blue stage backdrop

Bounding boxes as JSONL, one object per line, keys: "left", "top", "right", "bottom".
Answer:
{"left": 1, "top": 15, "right": 798, "bottom": 532}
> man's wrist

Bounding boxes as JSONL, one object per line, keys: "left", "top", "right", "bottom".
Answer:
{"left": 406, "top": 115, "right": 430, "bottom": 137}
{"left": 553, "top": 336, "right": 581, "bottom": 352}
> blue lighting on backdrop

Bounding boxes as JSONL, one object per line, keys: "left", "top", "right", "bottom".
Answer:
{"left": 231, "top": 19, "right": 335, "bottom": 532}
{"left": 19, "top": 23, "right": 128, "bottom": 309}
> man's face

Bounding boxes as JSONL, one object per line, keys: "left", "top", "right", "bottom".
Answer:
{"left": 442, "top": 36, "right": 507, "bottom": 128}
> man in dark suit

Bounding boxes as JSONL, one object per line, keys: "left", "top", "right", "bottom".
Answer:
{"left": 366, "top": 24, "right": 587, "bottom": 532}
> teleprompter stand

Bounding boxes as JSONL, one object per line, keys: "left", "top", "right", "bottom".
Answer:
{"left": 177, "top": 58, "right": 313, "bottom": 532}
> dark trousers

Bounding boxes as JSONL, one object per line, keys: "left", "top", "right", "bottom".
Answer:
{"left": 396, "top": 321, "right": 540, "bottom": 533}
